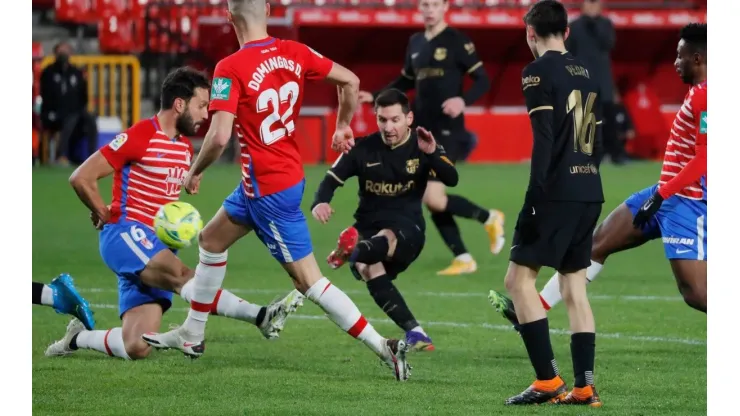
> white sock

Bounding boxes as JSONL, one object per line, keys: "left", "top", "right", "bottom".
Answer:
{"left": 305, "top": 277, "right": 386, "bottom": 357}
{"left": 183, "top": 248, "right": 228, "bottom": 335}
{"left": 75, "top": 328, "right": 130, "bottom": 360}
{"left": 41, "top": 284, "right": 54, "bottom": 306}
{"left": 539, "top": 260, "right": 604, "bottom": 309}
{"left": 180, "top": 280, "right": 263, "bottom": 325}
{"left": 410, "top": 325, "right": 428, "bottom": 337}
{"left": 455, "top": 253, "right": 474, "bottom": 263}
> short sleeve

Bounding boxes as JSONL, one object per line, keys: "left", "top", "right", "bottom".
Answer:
{"left": 209, "top": 60, "right": 240, "bottom": 114}
{"left": 691, "top": 87, "right": 707, "bottom": 146}
{"left": 521, "top": 63, "right": 553, "bottom": 115}
{"left": 99, "top": 127, "right": 149, "bottom": 170}
{"left": 327, "top": 150, "right": 358, "bottom": 184}
{"left": 299, "top": 43, "right": 334, "bottom": 81}
{"left": 454, "top": 32, "right": 484, "bottom": 74}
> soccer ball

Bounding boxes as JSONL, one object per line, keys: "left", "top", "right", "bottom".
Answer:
{"left": 154, "top": 202, "right": 203, "bottom": 249}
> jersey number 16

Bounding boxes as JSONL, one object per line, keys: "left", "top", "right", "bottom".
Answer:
{"left": 566, "top": 89, "right": 598, "bottom": 156}
{"left": 257, "top": 81, "right": 300, "bottom": 145}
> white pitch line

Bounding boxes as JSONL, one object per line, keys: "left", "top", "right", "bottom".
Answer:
{"left": 89, "top": 303, "right": 706, "bottom": 346}
{"left": 79, "top": 287, "right": 683, "bottom": 302}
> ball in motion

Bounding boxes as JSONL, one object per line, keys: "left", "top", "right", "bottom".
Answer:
{"left": 154, "top": 202, "right": 203, "bottom": 249}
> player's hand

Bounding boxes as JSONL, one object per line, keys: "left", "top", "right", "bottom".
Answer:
{"left": 183, "top": 172, "right": 202, "bottom": 195}
{"left": 312, "top": 203, "right": 334, "bottom": 224}
{"left": 90, "top": 206, "right": 110, "bottom": 230}
{"left": 416, "top": 127, "right": 437, "bottom": 154}
{"left": 332, "top": 125, "right": 355, "bottom": 154}
{"left": 358, "top": 91, "right": 374, "bottom": 104}
{"left": 441, "top": 97, "right": 466, "bottom": 118}
{"left": 633, "top": 191, "right": 664, "bottom": 229}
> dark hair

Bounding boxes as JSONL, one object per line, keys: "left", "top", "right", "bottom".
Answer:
{"left": 374, "top": 88, "right": 410, "bottom": 114}
{"left": 53, "top": 41, "right": 70, "bottom": 54}
{"left": 523, "top": 0, "right": 569, "bottom": 39}
{"left": 680, "top": 23, "right": 707, "bottom": 55}
{"left": 160, "top": 67, "right": 211, "bottom": 109}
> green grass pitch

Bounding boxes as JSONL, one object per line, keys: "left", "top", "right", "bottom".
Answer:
{"left": 32, "top": 162, "right": 706, "bottom": 415}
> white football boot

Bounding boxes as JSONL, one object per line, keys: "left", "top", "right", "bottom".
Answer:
{"left": 142, "top": 326, "right": 205, "bottom": 359}
{"left": 259, "top": 289, "right": 305, "bottom": 339}
{"left": 381, "top": 339, "right": 412, "bottom": 381}
{"left": 45, "top": 319, "right": 85, "bottom": 357}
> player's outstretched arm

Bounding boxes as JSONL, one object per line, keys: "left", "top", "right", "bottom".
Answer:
{"left": 657, "top": 101, "right": 707, "bottom": 199}
{"left": 311, "top": 151, "right": 359, "bottom": 214}
{"left": 324, "top": 62, "right": 360, "bottom": 128}
{"left": 418, "top": 127, "right": 459, "bottom": 187}
{"left": 190, "top": 111, "right": 235, "bottom": 176}
{"left": 69, "top": 151, "right": 115, "bottom": 225}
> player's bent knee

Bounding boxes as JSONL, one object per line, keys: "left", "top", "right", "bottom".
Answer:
{"left": 375, "top": 229, "right": 397, "bottom": 256}
{"left": 423, "top": 183, "right": 448, "bottom": 212}
{"left": 124, "top": 338, "right": 152, "bottom": 360}
{"left": 356, "top": 262, "right": 386, "bottom": 281}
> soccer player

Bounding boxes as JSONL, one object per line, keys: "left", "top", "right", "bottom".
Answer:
{"left": 358, "top": 0, "right": 504, "bottom": 276}
{"left": 141, "top": 0, "right": 411, "bottom": 381}
{"left": 489, "top": 23, "right": 708, "bottom": 330}
{"left": 311, "top": 89, "right": 459, "bottom": 351}
{"left": 45, "top": 67, "right": 303, "bottom": 361}
{"left": 495, "top": 1, "right": 604, "bottom": 406}
{"left": 33, "top": 275, "right": 95, "bottom": 330}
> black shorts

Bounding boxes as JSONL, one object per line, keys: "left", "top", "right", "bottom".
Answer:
{"left": 510, "top": 201, "right": 602, "bottom": 274}
{"left": 350, "top": 221, "right": 425, "bottom": 280}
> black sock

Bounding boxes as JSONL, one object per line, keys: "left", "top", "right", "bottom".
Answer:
{"left": 571, "top": 332, "right": 596, "bottom": 388}
{"left": 69, "top": 333, "right": 80, "bottom": 350}
{"left": 32, "top": 281, "right": 44, "bottom": 305}
{"left": 350, "top": 236, "right": 389, "bottom": 264}
{"left": 255, "top": 307, "right": 267, "bottom": 327}
{"left": 519, "top": 318, "right": 559, "bottom": 381}
{"left": 366, "top": 276, "right": 419, "bottom": 332}
{"left": 446, "top": 194, "right": 490, "bottom": 223}
{"left": 430, "top": 212, "right": 468, "bottom": 256}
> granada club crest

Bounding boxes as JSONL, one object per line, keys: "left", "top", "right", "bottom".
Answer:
{"left": 165, "top": 167, "right": 186, "bottom": 195}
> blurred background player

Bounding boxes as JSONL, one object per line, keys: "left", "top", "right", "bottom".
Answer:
{"left": 495, "top": 1, "right": 604, "bottom": 406}
{"left": 33, "top": 275, "right": 95, "bottom": 330}
{"left": 490, "top": 23, "right": 708, "bottom": 328}
{"left": 46, "top": 67, "right": 303, "bottom": 361}
{"left": 358, "top": 0, "right": 505, "bottom": 276}
{"left": 311, "top": 89, "right": 458, "bottom": 351}
{"left": 142, "top": 0, "right": 411, "bottom": 381}
{"left": 567, "top": 0, "right": 626, "bottom": 164}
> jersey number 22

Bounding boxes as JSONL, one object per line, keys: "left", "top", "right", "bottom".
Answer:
{"left": 257, "top": 81, "right": 299, "bottom": 145}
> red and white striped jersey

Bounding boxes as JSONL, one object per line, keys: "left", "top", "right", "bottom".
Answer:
{"left": 208, "top": 37, "right": 334, "bottom": 198}
{"left": 100, "top": 116, "right": 193, "bottom": 228}
{"left": 659, "top": 82, "right": 707, "bottom": 200}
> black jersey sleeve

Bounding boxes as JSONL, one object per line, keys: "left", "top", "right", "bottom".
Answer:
{"left": 454, "top": 32, "right": 490, "bottom": 105}
{"left": 311, "top": 151, "right": 359, "bottom": 209}
{"left": 427, "top": 144, "right": 459, "bottom": 187}
{"left": 521, "top": 63, "right": 555, "bottom": 205}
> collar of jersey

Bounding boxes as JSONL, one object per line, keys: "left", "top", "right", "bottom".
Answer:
{"left": 150, "top": 115, "right": 180, "bottom": 142}
{"left": 389, "top": 129, "right": 412, "bottom": 150}
{"left": 241, "top": 37, "right": 275, "bottom": 49}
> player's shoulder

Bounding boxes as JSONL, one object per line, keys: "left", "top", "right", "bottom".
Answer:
{"left": 354, "top": 132, "right": 384, "bottom": 150}
{"left": 689, "top": 82, "right": 707, "bottom": 104}
{"left": 521, "top": 58, "right": 550, "bottom": 90}
{"left": 443, "top": 27, "right": 472, "bottom": 42}
{"left": 125, "top": 118, "right": 157, "bottom": 140}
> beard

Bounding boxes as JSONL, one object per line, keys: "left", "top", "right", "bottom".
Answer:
{"left": 175, "top": 110, "right": 198, "bottom": 136}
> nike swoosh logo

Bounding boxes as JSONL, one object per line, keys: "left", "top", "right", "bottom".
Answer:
{"left": 676, "top": 249, "right": 691, "bottom": 254}
{"left": 183, "top": 342, "right": 198, "bottom": 348}
{"left": 366, "top": 162, "right": 382, "bottom": 167}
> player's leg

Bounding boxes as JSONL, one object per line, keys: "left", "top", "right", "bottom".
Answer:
{"left": 249, "top": 181, "right": 410, "bottom": 380}
{"left": 32, "top": 274, "right": 95, "bottom": 330}
{"left": 350, "top": 227, "right": 433, "bottom": 351}
{"left": 670, "top": 260, "right": 707, "bottom": 312}
{"left": 553, "top": 203, "right": 602, "bottom": 407}
{"left": 425, "top": 182, "right": 476, "bottom": 275}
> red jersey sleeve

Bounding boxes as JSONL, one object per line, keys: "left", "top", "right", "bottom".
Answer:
{"left": 297, "top": 43, "right": 334, "bottom": 81}
{"left": 209, "top": 59, "right": 240, "bottom": 115}
{"left": 658, "top": 86, "right": 707, "bottom": 199}
{"left": 99, "top": 123, "right": 151, "bottom": 170}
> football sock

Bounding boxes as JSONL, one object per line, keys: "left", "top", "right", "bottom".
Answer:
{"left": 446, "top": 194, "right": 490, "bottom": 223}
{"left": 519, "top": 318, "right": 559, "bottom": 381}
{"left": 366, "top": 275, "right": 419, "bottom": 332}
{"left": 571, "top": 332, "right": 596, "bottom": 388}
{"left": 183, "top": 248, "right": 228, "bottom": 335}
{"left": 410, "top": 326, "right": 428, "bottom": 337}
{"left": 71, "top": 328, "right": 130, "bottom": 360}
{"left": 180, "top": 280, "right": 264, "bottom": 326}
{"left": 350, "top": 236, "right": 390, "bottom": 265}
{"left": 305, "top": 277, "right": 386, "bottom": 357}
{"left": 539, "top": 261, "right": 603, "bottom": 309}
{"left": 430, "top": 212, "right": 468, "bottom": 257}
{"left": 33, "top": 282, "right": 54, "bottom": 306}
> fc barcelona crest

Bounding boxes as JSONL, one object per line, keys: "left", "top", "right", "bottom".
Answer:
{"left": 434, "top": 47, "right": 447, "bottom": 61}
{"left": 406, "top": 158, "right": 420, "bottom": 174}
